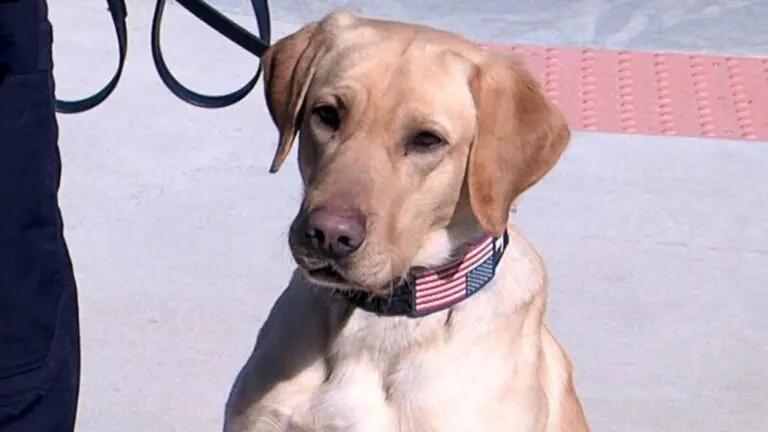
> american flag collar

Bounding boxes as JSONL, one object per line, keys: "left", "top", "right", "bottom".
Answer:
{"left": 340, "top": 230, "right": 510, "bottom": 318}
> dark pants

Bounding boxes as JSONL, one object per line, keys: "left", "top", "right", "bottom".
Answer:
{"left": 0, "top": 1, "right": 81, "bottom": 431}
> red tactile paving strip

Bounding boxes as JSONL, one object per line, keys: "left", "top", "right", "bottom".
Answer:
{"left": 483, "top": 44, "right": 768, "bottom": 141}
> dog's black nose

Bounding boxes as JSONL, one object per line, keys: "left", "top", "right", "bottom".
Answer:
{"left": 304, "top": 207, "right": 366, "bottom": 258}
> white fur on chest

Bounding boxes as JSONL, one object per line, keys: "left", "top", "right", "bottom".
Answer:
{"left": 291, "top": 310, "right": 511, "bottom": 431}
{"left": 289, "top": 238, "right": 546, "bottom": 432}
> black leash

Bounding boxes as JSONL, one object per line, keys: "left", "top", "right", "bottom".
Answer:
{"left": 150, "top": 0, "right": 271, "bottom": 108}
{"left": 55, "top": 0, "right": 128, "bottom": 113}
{"left": 55, "top": 0, "right": 271, "bottom": 113}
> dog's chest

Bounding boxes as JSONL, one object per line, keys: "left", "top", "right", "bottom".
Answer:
{"left": 288, "top": 311, "right": 522, "bottom": 432}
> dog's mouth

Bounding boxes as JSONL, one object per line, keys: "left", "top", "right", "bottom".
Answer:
{"left": 303, "top": 262, "right": 351, "bottom": 287}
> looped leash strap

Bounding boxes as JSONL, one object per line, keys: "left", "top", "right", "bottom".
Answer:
{"left": 150, "top": 0, "right": 271, "bottom": 108}
{"left": 55, "top": 0, "right": 128, "bottom": 114}
{"left": 55, "top": 0, "right": 270, "bottom": 113}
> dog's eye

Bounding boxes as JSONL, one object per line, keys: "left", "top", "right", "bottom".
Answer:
{"left": 408, "top": 131, "right": 445, "bottom": 153}
{"left": 311, "top": 105, "right": 341, "bottom": 131}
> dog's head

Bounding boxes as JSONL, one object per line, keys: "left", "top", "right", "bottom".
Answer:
{"left": 262, "top": 11, "right": 570, "bottom": 294}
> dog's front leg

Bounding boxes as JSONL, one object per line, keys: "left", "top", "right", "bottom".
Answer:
{"left": 225, "top": 356, "right": 328, "bottom": 431}
{"left": 225, "top": 277, "right": 338, "bottom": 432}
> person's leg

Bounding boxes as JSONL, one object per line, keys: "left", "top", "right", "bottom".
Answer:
{"left": 0, "top": 1, "right": 81, "bottom": 431}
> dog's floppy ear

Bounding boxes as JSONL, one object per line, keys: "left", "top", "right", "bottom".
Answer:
{"left": 467, "top": 53, "right": 571, "bottom": 236}
{"left": 262, "top": 12, "right": 355, "bottom": 173}
{"left": 262, "top": 23, "right": 325, "bottom": 173}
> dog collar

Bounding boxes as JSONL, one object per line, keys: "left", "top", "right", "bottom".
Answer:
{"left": 339, "top": 231, "right": 510, "bottom": 318}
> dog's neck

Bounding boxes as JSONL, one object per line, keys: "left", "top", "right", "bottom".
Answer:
{"left": 339, "top": 230, "right": 510, "bottom": 317}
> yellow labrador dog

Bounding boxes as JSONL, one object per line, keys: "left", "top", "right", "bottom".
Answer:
{"left": 225, "top": 10, "right": 589, "bottom": 432}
